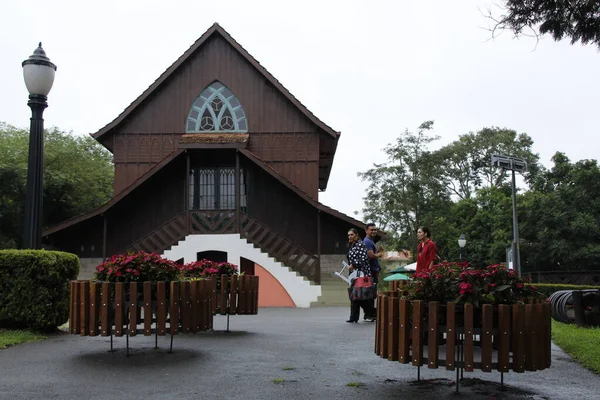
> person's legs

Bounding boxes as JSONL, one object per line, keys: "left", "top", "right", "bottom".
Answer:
{"left": 359, "top": 300, "right": 372, "bottom": 320}
{"left": 347, "top": 288, "right": 359, "bottom": 322}
{"left": 348, "top": 300, "right": 360, "bottom": 322}
{"left": 368, "top": 272, "right": 379, "bottom": 319}
{"left": 361, "top": 299, "right": 375, "bottom": 321}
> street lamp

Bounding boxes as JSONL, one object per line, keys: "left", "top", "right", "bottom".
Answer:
{"left": 491, "top": 154, "right": 527, "bottom": 277}
{"left": 458, "top": 234, "right": 466, "bottom": 260}
{"left": 22, "top": 43, "right": 57, "bottom": 249}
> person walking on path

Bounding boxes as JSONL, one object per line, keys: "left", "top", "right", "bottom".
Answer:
{"left": 363, "top": 223, "right": 382, "bottom": 320}
{"left": 346, "top": 228, "right": 375, "bottom": 323}
{"left": 416, "top": 226, "right": 438, "bottom": 273}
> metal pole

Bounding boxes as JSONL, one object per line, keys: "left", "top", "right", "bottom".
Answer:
{"left": 22, "top": 94, "right": 47, "bottom": 249}
{"left": 511, "top": 169, "right": 521, "bottom": 277}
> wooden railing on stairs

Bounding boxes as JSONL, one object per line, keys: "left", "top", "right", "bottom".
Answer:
{"left": 240, "top": 215, "right": 321, "bottom": 284}
{"left": 124, "top": 212, "right": 188, "bottom": 254}
{"left": 240, "top": 215, "right": 320, "bottom": 284}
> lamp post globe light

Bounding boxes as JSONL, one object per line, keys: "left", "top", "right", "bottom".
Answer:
{"left": 458, "top": 234, "right": 466, "bottom": 261}
{"left": 22, "top": 43, "right": 57, "bottom": 249}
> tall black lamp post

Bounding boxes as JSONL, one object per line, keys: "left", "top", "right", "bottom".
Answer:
{"left": 458, "top": 234, "right": 466, "bottom": 261}
{"left": 491, "top": 154, "right": 527, "bottom": 277}
{"left": 22, "top": 43, "right": 57, "bottom": 249}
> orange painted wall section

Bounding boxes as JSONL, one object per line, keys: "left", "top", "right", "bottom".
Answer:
{"left": 254, "top": 263, "right": 296, "bottom": 307}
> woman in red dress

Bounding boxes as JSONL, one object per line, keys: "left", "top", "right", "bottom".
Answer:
{"left": 416, "top": 226, "right": 438, "bottom": 273}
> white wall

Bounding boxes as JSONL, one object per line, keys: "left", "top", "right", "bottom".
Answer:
{"left": 163, "top": 234, "right": 321, "bottom": 307}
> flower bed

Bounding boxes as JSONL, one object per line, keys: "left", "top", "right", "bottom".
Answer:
{"left": 375, "top": 263, "right": 551, "bottom": 390}
{"left": 68, "top": 252, "right": 259, "bottom": 351}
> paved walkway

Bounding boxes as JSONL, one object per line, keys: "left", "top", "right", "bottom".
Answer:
{"left": 1, "top": 307, "right": 598, "bottom": 399}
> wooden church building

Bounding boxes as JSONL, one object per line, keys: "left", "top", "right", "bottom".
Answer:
{"left": 43, "top": 23, "right": 380, "bottom": 307}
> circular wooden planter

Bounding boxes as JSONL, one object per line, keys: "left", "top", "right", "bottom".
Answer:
{"left": 69, "top": 275, "right": 259, "bottom": 343}
{"left": 375, "top": 293, "right": 551, "bottom": 384}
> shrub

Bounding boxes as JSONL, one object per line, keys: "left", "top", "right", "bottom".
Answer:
{"left": 0, "top": 250, "right": 79, "bottom": 331}
{"left": 94, "top": 251, "right": 180, "bottom": 282}
{"left": 532, "top": 283, "right": 600, "bottom": 298}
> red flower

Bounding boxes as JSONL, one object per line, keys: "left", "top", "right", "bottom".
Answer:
{"left": 459, "top": 282, "right": 473, "bottom": 294}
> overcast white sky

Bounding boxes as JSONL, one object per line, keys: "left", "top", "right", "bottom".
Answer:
{"left": 2, "top": 0, "right": 599, "bottom": 219}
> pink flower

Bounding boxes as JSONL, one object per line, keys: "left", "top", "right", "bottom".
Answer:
{"left": 459, "top": 282, "right": 473, "bottom": 294}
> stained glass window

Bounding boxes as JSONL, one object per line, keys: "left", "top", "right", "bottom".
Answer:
{"left": 186, "top": 81, "right": 248, "bottom": 133}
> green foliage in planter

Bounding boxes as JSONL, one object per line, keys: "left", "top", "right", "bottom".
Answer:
{"left": 530, "top": 283, "right": 600, "bottom": 298}
{"left": 0, "top": 250, "right": 79, "bottom": 331}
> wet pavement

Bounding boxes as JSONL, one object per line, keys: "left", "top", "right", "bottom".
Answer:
{"left": 0, "top": 307, "right": 598, "bottom": 399}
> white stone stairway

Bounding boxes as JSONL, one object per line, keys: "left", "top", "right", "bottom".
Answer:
{"left": 163, "top": 234, "right": 321, "bottom": 308}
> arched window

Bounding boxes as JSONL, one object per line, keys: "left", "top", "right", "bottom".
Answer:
{"left": 186, "top": 81, "right": 248, "bottom": 133}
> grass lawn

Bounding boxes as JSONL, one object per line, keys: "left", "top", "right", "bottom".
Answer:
{"left": 0, "top": 329, "right": 46, "bottom": 349}
{"left": 552, "top": 320, "right": 600, "bottom": 374}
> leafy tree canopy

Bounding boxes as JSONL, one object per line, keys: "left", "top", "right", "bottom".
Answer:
{"left": 359, "top": 123, "right": 600, "bottom": 272}
{"left": 0, "top": 122, "right": 113, "bottom": 249}
{"left": 432, "top": 127, "right": 540, "bottom": 200}
{"left": 490, "top": 0, "right": 600, "bottom": 49}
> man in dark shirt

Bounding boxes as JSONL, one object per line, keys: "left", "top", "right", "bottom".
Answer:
{"left": 363, "top": 223, "right": 382, "bottom": 321}
{"left": 363, "top": 223, "right": 382, "bottom": 283}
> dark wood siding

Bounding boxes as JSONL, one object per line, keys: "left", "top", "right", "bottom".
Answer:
{"left": 320, "top": 212, "right": 365, "bottom": 255}
{"left": 244, "top": 159, "right": 318, "bottom": 253}
{"left": 116, "top": 35, "right": 317, "bottom": 134}
{"left": 247, "top": 132, "right": 319, "bottom": 198}
{"left": 108, "top": 34, "right": 324, "bottom": 195}
{"left": 113, "top": 133, "right": 179, "bottom": 193}
{"left": 106, "top": 156, "right": 186, "bottom": 254}
{"left": 46, "top": 216, "right": 104, "bottom": 258}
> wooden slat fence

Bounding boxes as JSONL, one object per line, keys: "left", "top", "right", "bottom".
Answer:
{"left": 374, "top": 294, "right": 551, "bottom": 373}
{"left": 69, "top": 275, "right": 259, "bottom": 337}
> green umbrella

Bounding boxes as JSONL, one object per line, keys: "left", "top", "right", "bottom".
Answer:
{"left": 383, "top": 273, "right": 412, "bottom": 281}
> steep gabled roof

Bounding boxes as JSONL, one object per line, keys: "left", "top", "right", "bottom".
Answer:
{"left": 42, "top": 149, "right": 185, "bottom": 236}
{"left": 91, "top": 23, "right": 340, "bottom": 141}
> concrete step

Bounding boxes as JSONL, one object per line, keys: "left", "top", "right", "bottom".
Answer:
{"left": 311, "top": 274, "right": 351, "bottom": 307}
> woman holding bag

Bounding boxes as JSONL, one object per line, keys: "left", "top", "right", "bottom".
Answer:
{"left": 346, "top": 228, "right": 375, "bottom": 323}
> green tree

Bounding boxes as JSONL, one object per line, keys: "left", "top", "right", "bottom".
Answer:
{"left": 358, "top": 121, "right": 451, "bottom": 253}
{"left": 488, "top": 1, "right": 600, "bottom": 49}
{"left": 0, "top": 122, "right": 113, "bottom": 249}
{"left": 520, "top": 152, "right": 600, "bottom": 271}
{"left": 433, "top": 127, "right": 540, "bottom": 200}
